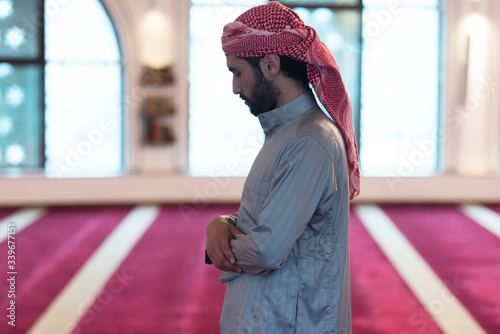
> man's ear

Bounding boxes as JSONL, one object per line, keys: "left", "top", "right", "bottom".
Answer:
{"left": 261, "top": 54, "right": 281, "bottom": 77}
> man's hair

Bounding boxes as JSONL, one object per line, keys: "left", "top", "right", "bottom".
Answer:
{"left": 244, "top": 55, "right": 309, "bottom": 90}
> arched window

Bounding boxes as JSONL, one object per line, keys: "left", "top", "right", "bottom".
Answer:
{"left": 0, "top": 0, "right": 123, "bottom": 177}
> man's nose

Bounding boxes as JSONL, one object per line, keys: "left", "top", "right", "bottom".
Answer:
{"left": 233, "top": 78, "right": 241, "bottom": 95}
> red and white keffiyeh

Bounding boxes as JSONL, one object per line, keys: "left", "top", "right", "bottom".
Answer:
{"left": 221, "top": 1, "right": 360, "bottom": 199}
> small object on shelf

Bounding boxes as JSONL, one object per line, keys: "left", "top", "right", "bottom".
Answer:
{"left": 142, "top": 95, "right": 176, "bottom": 145}
{"left": 143, "top": 95, "right": 175, "bottom": 116}
{"left": 143, "top": 118, "right": 175, "bottom": 145}
{"left": 142, "top": 65, "right": 174, "bottom": 86}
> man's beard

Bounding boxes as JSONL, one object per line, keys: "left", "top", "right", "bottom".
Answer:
{"left": 241, "top": 70, "right": 280, "bottom": 117}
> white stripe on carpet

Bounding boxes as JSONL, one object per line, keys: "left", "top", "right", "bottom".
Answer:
{"left": 0, "top": 208, "right": 45, "bottom": 244}
{"left": 461, "top": 204, "right": 500, "bottom": 238}
{"left": 355, "top": 204, "right": 486, "bottom": 334}
{"left": 27, "top": 205, "right": 160, "bottom": 334}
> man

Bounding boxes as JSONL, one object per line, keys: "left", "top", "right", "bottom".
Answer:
{"left": 206, "top": 2, "right": 360, "bottom": 333}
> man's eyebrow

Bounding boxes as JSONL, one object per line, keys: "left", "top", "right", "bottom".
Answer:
{"left": 228, "top": 67, "right": 238, "bottom": 72}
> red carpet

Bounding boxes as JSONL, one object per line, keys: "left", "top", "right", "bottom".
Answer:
{"left": 0, "top": 207, "right": 18, "bottom": 221}
{"left": 381, "top": 204, "right": 500, "bottom": 333}
{"left": 0, "top": 204, "right": 498, "bottom": 333}
{"left": 0, "top": 206, "right": 132, "bottom": 334}
{"left": 487, "top": 204, "right": 500, "bottom": 216}
{"left": 74, "top": 205, "right": 233, "bottom": 334}
{"left": 349, "top": 209, "right": 442, "bottom": 334}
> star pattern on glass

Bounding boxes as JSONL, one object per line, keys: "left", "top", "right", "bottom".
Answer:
{"left": 6, "top": 84, "right": 24, "bottom": 107}
{"left": 0, "top": 116, "right": 13, "bottom": 137}
{"left": 0, "top": 0, "right": 13, "bottom": 20}
{"left": 5, "top": 26, "right": 26, "bottom": 49}
{"left": 5, "top": 143, "right": 26, "bottom": 165}
{"left": 0, "top": 63, "right": 13, "bottom": 78}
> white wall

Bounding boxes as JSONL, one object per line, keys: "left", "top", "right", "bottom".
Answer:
{"left": 0, "top": 0, "right": 499, "bottom": 206}
{"left": 444, "top": 0, "right": 500, "bottom": 175}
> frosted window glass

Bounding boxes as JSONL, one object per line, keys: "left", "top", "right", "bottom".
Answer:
{"left": 363, "top": 0, "right": 438, "bottom": 7}
{"left": 45, "top": 0, "right": 120, "bottom": 62}
{"left": 191, "top": 0, "right": 264, "bottom": 5}
{"left": 293, "top": 7, "right": 360, "bottom": 136}
{"left": 45, "top": 63, "right": 122, "bottom": 177}
{"left": 189, "top": 3, "right": 266, "bottom": 177}
{"left": 44, "top": 0, "right": 122, "bottom": 178}
{"left": 280, "top": 0, "right": 358, "bottom": 6}
{"left": 360, "top": 8, "right": 440, "bottom": 176}
{"left": 0, "top": 64, "right": 42, "bottom": 168}
{"left": 0, "top": 0, "right": 122, "bottom": 175}
{"left": 0, "top": 0, "right": 39, "bottom": 58}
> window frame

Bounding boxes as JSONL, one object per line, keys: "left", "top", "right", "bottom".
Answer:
{"left": 0, "top": 0, "right": 45, "bottom": 169}
{"left": 0, "top": 0, "right": 125, "bottom": 173}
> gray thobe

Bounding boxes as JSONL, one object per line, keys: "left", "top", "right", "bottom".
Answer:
{"left": 219, "top": 91, "right": 352, "bottom": 334}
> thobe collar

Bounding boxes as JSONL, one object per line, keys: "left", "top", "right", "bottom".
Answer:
{"left": 257, "top": 90, "right": 317, "bottom": 136}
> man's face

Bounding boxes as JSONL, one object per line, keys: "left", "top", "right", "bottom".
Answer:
{"left": 226, "top": 54, "right": 279, "bottom": 116}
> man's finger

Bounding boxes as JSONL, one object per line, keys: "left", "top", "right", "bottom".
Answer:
{"left": 208, "top": 244, "right": 233, "bottom": 270}
{"left": 229, "top": 225, "right": 243, "bottom": 237}
{"left": 221, "top": 243, "right": 235, "bottom": 265}
{"left": 213, "top": 257, "right": 241, "bottom": 273}
{"left": 209, "top": 246, "right": 241, "bottom": 273}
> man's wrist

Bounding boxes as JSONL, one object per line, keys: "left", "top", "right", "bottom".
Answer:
{"left": 221, "top": 214, "right": 237, "bottom": 226}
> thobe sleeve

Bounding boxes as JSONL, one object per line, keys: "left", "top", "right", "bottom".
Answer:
{"left": 230, "top": 136, "right": 337, "bottom": 275}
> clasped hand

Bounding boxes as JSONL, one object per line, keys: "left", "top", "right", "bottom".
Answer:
{"left": 206, "top": 216, "right": 243, "bottom": 273}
